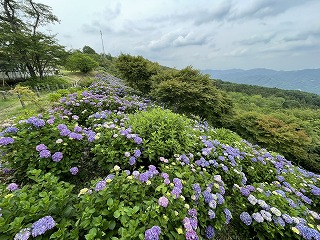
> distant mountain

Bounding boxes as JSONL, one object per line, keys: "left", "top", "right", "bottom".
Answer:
{"left": 201, "top": 68, "right": 320, "bottom": 95}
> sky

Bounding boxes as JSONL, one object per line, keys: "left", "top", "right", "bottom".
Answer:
{"left": 38, "top": 0, "right": 320, "bottom": 71}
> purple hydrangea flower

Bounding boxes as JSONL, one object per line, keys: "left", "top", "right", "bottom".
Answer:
{"left": 158, "top": 196, "right": 169, "bottom": 207}
{"left": 205, "top": 225, "right": 215, "bottom": 239}
{"left": 188, "top": 209, "right": 197, "bottom": 218}
{"left": 164, "top": 178, "right": 170, "bottom": 185}
{"left": 31, "top": 216, "right": 56, "bottom": 237}
{"left": 129, "top": 156, "right": 136, "bottom": 165}
{"left": 0, "top": 137, "right": 14, "bottom": 146}
{"left": 189, "top": 218, "right": 198, "bottom": 230}
{"left": 252, "top": 212, "right": 264, "bottom": 223}
{"left": 7, "top": 183, "right": 19, "bottom": 191}
{"left": 69, "top": 132, "right": 83, "bottom": 140}
{"left": 185, "top": 230, "right": 199, "bottom": 240}
{"left": 216, "top": 193, "right": 225, "bottom": 204}
{"left": 240, "top": 187, "right": 250, "bottom": 196}
{"left": 282, "top": 214, "right": 293, "bottom": 224}
{"left": 74, "top": 126, "right": 82, "bottom": 132}
{"left": 27, "top": 117, "right": 45, "bottom": 128}
{"left": 224, "top": 208, "right": 232, "bottom": 224}
{"left": 132, "top": 171, "right": 140, "bottom": 178}
{"left": 59, "top": 128, "right": 71, "bottom": 137}
{"left": 36, "top": 144, "right": 47, "bottom": 152}
{"left": 134, "top": 149, "right": 141, "bottom": 158}
{"left": 70, "top": 167, "right": 79, "bottom": 175}
{"left": 14, "top": 228, "right": 31, "bottom": 240}
{"left": 39, "top": 150, "right": 51, "bottom": 158}
{"left": 144, "top": 226, "right": 161, "bottom": 240}
{"left": 52, "top": 152, "right": 63, "bottom": 162}
{"left": 295, "top": 224, "right": 320, "bottom": 240}
{"left": 208, "top": 209, "right": 215, "bottom": 219}
{"left": 134, "top": 136, "right": 142, "bottom": 144}
{"left": 139, "top": 172, "right": 150, "bottom": 183}
{"left": 240, "top": 212, "right": 252, "bottom": 226}
{"left": 4, "top": 126, "right": 18, "bottom": 133}
{"left": 274, "top": 216, "right": 285, "bottom": 227}
{"left": 95, "top": 180, "right": 106, "bottom": 191}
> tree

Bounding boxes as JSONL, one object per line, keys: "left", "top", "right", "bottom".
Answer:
{"left": 0, "top": 0, "right": 66, "bottom": 79}
{"left": 115, "top": 54, "right": 161, "bottom": 93}
{"left": 65, "top": 53, "right": 98, "bottom": 73}
{"left": 151, "top": 66, "right": 233, "bottom": 126}
{"left": 82, "top": 45, "right": 97, "bottom": 55}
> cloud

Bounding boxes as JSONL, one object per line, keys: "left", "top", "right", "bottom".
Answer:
{"left": 283, "top": 27, "right": 320, "bottom": 42}
{"left": 101, "top": 3, "right": 121, "bottom": 21}
{"left": 223, "top": 48, "right": 248, "bottom": 57}
{"left": 231, "top": 0, "right": 304, "bottom": 19}
{"left": 238, "top": 33, "right": 276, "bottom": 45}
{"left": 146, "top": 30, "right": 211, "bottom": 50}
{"left": 194, "top": 1, "right": 232, "bottom": 25}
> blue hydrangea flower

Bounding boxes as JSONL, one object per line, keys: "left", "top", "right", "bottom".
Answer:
{"left": 31, "top": 216, "right": 55, "bottom": 237}
{"left": 205, "top": 225, "right": 215, "bottom": 239}
{"left": 52, "top": 152, "right": 63, "bottom": 162}
{"left": 185, "top": 230, "right": 199, "bottom": 240}
{"left": 4, "top": 126, "right": 18, "bottom": 133}
{"left": 95, "top": 180, "right": 106, "bottom": 191}
{"left": 7, "top": 183, "right": 19, "bottom": 191}
{"left": 36, "top": 144, "right": 47, "bottom": 152}
{"left": 70, "top": 167, "right": 79, "bottom": 175}
{"left": 144, "top": 226, "right": 161, "bottom": 240}
{"left": 129, "top": 156, "right": 136, "bottom": 165}
{"left": 0, "top": 137, "right": 14, "bottom": 146}
{"left": 134, "top": 149, "right": 141, "bottom": 158}
{"left": 252, "top": 212, "right": 264, "bottom": 223}
{"left": 14, "top": 228, "right": 31, "bottom": 240}
{"left": 240, "top": 212, "right": 252, "bottom": 226}
{"left": 39, "top": 150, "right": 51, "bottom": 158}
{"left": 134, "top": 136, "right": 142, "bottom": 144}
{"left": 188, "top": 209, "right": 197, "bottom": 218}
{"left": 224, "top": 208, "right": 232, "bottom": 224}
{"left": 27, "top": 117, "right": 45, "bottom": 128}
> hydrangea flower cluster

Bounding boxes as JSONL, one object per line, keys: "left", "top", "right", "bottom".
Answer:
{"left": 31, "top": 216, "right": 56, "bottom": 237}
{"left": 144, "top": 226, "right": 161, "bottom": 240}
{"left": 0, "top": 137, "right": 14, "bottom": 146}
{"left": 7, "top": 183, "right": 19, "bottom": 192}
{"left": 158, "top": 196, "right": 169, "bottom": 208}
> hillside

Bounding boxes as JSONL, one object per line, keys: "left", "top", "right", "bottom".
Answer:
{"left": 1, "top": 74, "right": 320, "bottom": 240}
{"left": 202, "top": 68, "right": 320, "bottom": 95}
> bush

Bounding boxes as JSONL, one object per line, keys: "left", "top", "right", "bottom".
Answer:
{"left": 65, "top": 53, "right": 99, "bottom": 73}
{"left": 127, "top": 108, "right": 197, "bottom": 164}
{"left": 19, "top": 76, "right": 71, "bottom": 90}
{"left": 151, "top": 67, "right": 233, "bottom": 126}
{"left": 0, "top": 170, "right": 76, "bottom": 239}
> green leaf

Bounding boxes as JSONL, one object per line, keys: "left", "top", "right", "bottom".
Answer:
{"left": 85, "top": 228, "right": 98, "bottom": 240}
{"left": 109, "top": 221, "right": 116, "bottom": 230}
{"left": 113, "top": 210, "right": 120, "bottom": 218}
{"left": 107, "top": 198, "right": 114, "bottom": 207}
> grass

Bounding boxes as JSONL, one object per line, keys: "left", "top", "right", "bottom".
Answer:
{"left": 0, "top": 71, "right": 96, "bottom": 123}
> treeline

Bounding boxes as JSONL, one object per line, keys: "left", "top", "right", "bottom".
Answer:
{"left": 215, "top": 80, "right": 320, "bottom": 109}
{"left": 113, "top": 54, "right": 320, "bottom": 173}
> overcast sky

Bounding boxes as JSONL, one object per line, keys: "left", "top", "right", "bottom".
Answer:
{"left": 38, "top": 0, "right": 320, "bottom": 70}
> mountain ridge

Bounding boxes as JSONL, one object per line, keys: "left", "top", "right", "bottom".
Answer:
{"left": 201, "top": 68, "right": 320, "bottom": 95}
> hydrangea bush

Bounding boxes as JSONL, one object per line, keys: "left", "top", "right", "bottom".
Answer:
{"left": 0, "top": 75, "right": 319, "bottom": 239}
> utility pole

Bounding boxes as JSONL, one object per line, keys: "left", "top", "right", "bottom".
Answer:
{"left": 100, "top": 30, "right": 106, "bottom": 57}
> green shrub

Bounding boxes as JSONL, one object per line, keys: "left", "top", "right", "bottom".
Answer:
{"left": 20, "top": 76, "right": 71, "bottom": 90}
{"left": 65, "top": 53, "right": 99, "bottom": 73}
{"left": 128, "top": 108, "right": 196, "bottom": 163}
{"left": 0, "top": 170, "right": 76, "bottom": 239}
